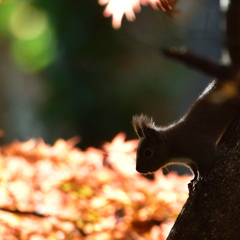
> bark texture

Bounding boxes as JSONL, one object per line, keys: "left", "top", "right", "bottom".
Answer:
{"left": 167, "top": 118, "right": 240, "bottom": 240}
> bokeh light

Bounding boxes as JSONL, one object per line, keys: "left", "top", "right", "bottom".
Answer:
{"left": 0, "top": 1, "right": 57, "bottom": 72}
{"left": 11, "top": 26, "right": 56, "bottom": 72}
{"left": 10, "top": 3, "right": 48, "bottom": 40}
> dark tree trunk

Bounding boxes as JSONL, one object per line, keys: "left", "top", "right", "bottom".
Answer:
{"left": 167, "top": 118, "right": 240, "bottom": 240}
{"left": 166, "top": 1, "right": 240, "bottom": 239}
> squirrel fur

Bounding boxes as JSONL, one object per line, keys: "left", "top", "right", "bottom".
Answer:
{"left": 132, "top": 79, "right": 240, "bottom": 184}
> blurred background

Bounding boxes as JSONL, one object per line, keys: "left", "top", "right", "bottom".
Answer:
{"left": 0, "top": 0, "right": 223, "bottom": 150}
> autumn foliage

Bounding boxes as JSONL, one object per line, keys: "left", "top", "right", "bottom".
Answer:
{"left": 0, "top": 133, "right": 191, "bottom": 240}
{"left": 99, "top": 0, "right": 179, "bottom": 29}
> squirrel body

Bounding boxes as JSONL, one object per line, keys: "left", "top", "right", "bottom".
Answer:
{"left": 133, "top": 79, "right": 240, "bottom": 182}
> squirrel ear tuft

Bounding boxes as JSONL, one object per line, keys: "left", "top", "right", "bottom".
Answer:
{"left": 132, "top": 115, "right": 144, "bottom": 138}
{"left": 132, "top": 114, "right": 162, "bottom": 142}
{"left": 132, "top": 114, "right": 156, "bottom": 139}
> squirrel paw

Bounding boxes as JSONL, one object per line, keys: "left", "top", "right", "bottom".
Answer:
{"left": 188, "top": 177, "right": 207, "bottom": 194}
{"left": 188, "top": 180, "right": 196, "bottom": 193}
{"left": 195, "top": 177, "right": 207, "bottom": 191}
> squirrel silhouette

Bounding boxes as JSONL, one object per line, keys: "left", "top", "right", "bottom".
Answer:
{"left": 133, "top": 78, "right": 240, "bottom": 187}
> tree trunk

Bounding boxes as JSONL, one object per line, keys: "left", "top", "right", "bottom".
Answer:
{"left": 166, "top": 1, "right": 240, "bottom": 239}
{"left": 167, "top": 117, "right": 240, "bottom": 240}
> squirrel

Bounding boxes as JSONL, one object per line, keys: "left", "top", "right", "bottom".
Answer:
{"left": 132, "top": 78, "right": 240, "bottom": 188}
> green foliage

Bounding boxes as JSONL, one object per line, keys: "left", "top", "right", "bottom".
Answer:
{"left": 0, "top": 0, "right": 57, "bottom": 72}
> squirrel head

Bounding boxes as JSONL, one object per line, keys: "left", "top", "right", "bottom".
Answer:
{"left": 132, "top": 115, "right": 170, "bottom": 174}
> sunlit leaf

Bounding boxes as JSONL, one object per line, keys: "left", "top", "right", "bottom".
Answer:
{"left": 99, "top": 0, "right": 179, "bottom": 29}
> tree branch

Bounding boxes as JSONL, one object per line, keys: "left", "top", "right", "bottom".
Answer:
{"left": 162, "top": 48, "right": 231, "bottom": 79}
{"left": 0, "top": 207, "right": 88, "bottom": 236}
{"left": 0, "top": 207, "right": 48, "bottom": 218}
